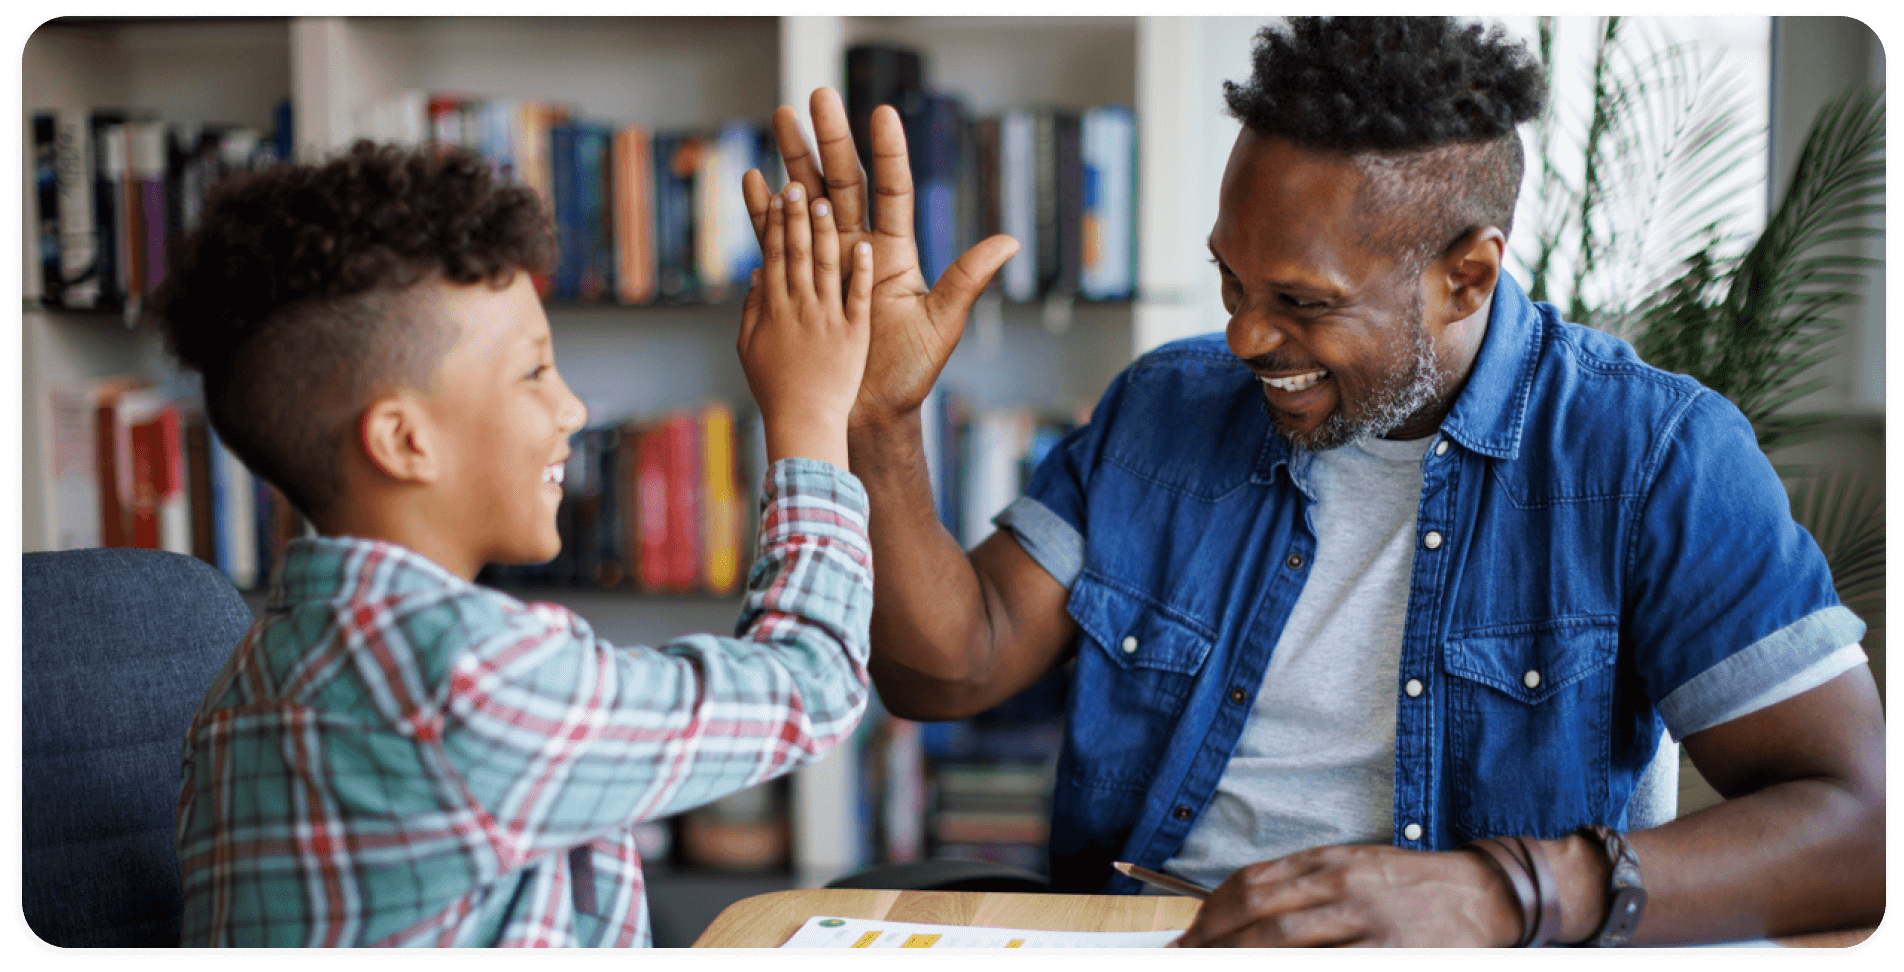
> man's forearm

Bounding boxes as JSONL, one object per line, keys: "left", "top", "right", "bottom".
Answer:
{"left": 846, "top": 411, "right": 1001, "bottom": 717}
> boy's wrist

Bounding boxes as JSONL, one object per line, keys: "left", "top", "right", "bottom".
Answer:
{"left": 766, "top": 421, "right": 851, "bottom": 472}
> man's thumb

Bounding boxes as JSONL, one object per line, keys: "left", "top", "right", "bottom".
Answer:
{"left": 925, "top": 235, "right": 1021, "bottom": 324}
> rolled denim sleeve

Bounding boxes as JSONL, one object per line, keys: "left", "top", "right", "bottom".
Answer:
{"left": 995, "top": 368, "right": 1134, "bottom": 591}
{"left": 1626, "top": 391, "right": 1864, "bottom": 739}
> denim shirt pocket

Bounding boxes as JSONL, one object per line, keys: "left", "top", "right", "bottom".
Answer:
{"left": 1064, "top": 572, "right": 1215, "bottom": 791}
{"left": 1443, "top": 619, "right": 1619, "bottom": 840}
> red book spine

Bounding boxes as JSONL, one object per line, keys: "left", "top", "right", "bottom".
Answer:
{"left": 129, "top": 416, "right": 160, "bottom": 549}
{"left": 663, "top": 413, "right": 703, "bottom": 592}
{"left": 93, "top": 400, "right": 125, "bottom": 547}
{"left": 635, "top": 423, "right": 669, "bottom": 592}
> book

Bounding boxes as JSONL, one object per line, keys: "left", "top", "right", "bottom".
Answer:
{"left": 998, "top": 112, "right": 1037, "bottom": 302}
{"left": 91, "top": 111, "right": 128, "bottom": 310}
{"left": 1080, "top": 105, "right": 1135, "bottom": 300}
{"left": 611, "top": 124, "right": 657, "bottom": 304}
{"left": 577, "top": 122, "right": 614, "bottom": 302}
{"left": 1034, "top": 111, "right": 1082, "bottom": 300}
{"left": 845, "top": 43, "right": 924, "bottom": 197}
{"left": 906, "top": 94, "right": 964, "bottom": 287}
{"left": 207, "top": 426, "right": 258, "bottom": 589}
{"left": 32, "top": 113, "right": 61, "bottom": 304}
{"left": 549, "top": 122, "right": 585, "bottom": 301}
{"left": 91, "top": 379, "right": 155, "bottom": 548}
{"left": 653, "top": 133, "right": 703, "bottom": 302}
{"left": 128, "top": 403, "right": 189, "bottom": 554}
{"left": 46, "top": 388, "right": 101, "bottom": 550}
{"left": 128, "top": 121, "right": 169, "bottom": 299}
{"left": 697, "top": 121, "right": 764, "bottom": 303}
{"left": 700, "top": 402, "right": 743, "bottom": 595}
{"left": 183, "top": 414, "right": 216, "bottom": 564}
{"left": 54, "top": 109, "right": 100, "bottom": 308}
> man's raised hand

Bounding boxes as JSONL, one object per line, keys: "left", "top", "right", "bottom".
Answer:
{"left": 742, "top": 86, "right": 1019, "bottom": 434}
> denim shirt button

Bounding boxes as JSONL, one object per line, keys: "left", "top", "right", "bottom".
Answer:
{"left": 1405, "top": 678, "right": 1423, "bottom": 698}
{"left": 1434, "top": 439, "right": 1450, "bottom": 456}
{"left": 1285, "top": 553, "right": 1305, "bottom": 570}
{"left": 1523, "top": 669, "right": 1541, "bottom": 689}
{"left": 1173, "top": 805, "right": 1193, "bottom": 821}
{"left": 1229, "top": 687, "right": 1247, "bottom": 704}
{"left": 1403, "top": 823, "right": 1423, "bottom": 841}
{"left": 1423, "top": 530, "right": 1443, "bottom": 550}
{"left": 1121, "top": 636, "right": 1139, "bottom": 654}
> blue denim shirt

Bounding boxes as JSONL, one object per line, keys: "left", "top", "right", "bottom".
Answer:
{"left": 1000, "top": 273, "right": 1863, "bottom": 893}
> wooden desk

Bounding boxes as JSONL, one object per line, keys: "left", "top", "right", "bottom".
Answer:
{"left": 692, "top": 889, "right": 1199, "bottom": 947}
{"left": 691, "top": 888, "right": 1875, "bottom": 948}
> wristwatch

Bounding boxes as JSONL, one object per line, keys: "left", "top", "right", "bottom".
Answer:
{"left": 1577, "top": 824, "right": 1646, "bottom": 946}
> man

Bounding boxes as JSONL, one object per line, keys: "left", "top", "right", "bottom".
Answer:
{"left": 743, "top": 17, "right": 1883, "bottom": 946}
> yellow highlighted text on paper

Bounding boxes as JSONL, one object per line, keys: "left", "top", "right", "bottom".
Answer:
{"left": 902, "top": 934, "right": 943, "bottom": 948}
{"left": 852, "top": 932, "right": 880, "bottom": 948}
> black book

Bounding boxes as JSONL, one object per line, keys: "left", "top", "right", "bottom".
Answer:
{"left": 844, "top": 43, "right": 923, "bottom": 197}
{"left": 32, "top": 113, "right": 60, "bottom": 305}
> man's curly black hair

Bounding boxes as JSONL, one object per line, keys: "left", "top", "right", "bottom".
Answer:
{"left": 1223, "top": 17, "right": 1547, "bottom": 272}
{"left": 146, "top": 140, "right": 553, "bottom": 524}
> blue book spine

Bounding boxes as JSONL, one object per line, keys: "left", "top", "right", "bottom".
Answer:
{"left": 549, "top": 123, "right": 582, "bottom": 302}
{"left": 574, "top": 123, "right": 609, "bottom": 302}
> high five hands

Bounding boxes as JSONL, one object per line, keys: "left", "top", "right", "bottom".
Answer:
{"left": 741, "top": 87, "right": 1019, "bottom": 434}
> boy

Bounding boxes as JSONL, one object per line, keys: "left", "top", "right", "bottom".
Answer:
{"left": 156, "top": 142, "right": 876, "bottom": 946}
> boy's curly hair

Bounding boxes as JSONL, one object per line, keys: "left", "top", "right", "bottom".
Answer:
{"left": 1223, "top": 17, "right": 1547, "bottom": 272}
{"left": 147, "top": 141, "right": 554, "bottom": 523}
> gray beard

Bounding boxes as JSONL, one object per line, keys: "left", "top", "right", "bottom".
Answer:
{"left": 1277, "top": 305, "right": 1445, "bottom": 452}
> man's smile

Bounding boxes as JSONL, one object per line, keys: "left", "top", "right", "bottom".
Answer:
{"left": 1259, "top": 369, "right": 1331, "bottom": 392}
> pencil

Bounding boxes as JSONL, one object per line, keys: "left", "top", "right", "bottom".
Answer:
{"left": 1112, "top": 861, "right": 1212, "bottom": 900}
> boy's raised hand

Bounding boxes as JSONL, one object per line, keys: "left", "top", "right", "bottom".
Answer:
{"left": 742, "top": 87, "right": 1019, "bottom": 435}
{"left": 738, "top": 181, "right": 873, "bottom": 472}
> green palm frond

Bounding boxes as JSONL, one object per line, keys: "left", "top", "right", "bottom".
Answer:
{"left": 1632, "top": 86, "right": 1884, "bottom": 452}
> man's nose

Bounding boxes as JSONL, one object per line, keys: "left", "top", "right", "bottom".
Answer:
{"left": 1226, "top": 304, "right": 1288, "bottom": 361}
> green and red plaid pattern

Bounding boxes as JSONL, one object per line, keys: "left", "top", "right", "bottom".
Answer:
{"left": 176, "top": 458, "right": 872, "bottom": 946}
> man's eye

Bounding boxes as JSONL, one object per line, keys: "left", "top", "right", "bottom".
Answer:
{"left": 1279, "top": 294, "right": 1323, "bottom": 310}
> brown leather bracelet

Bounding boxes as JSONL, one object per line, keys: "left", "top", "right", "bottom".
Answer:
{"left": 1462, "top": 838, "right": 1537, "bottom": 946}
{"left": 1508, "top": 834, "right": 1562, "bottom": 948}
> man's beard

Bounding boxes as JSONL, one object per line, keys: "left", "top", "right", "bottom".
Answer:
{"left": 1275, "top": 296, "right": 1446, "bottom": 452}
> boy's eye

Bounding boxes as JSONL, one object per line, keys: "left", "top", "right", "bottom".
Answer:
{"left": 526, "top": 363, "right": 550, "bottom": 380}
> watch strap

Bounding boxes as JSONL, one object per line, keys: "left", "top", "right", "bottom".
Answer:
{"left": 1578, "top": 824, "right": 1647, "bottom": 946}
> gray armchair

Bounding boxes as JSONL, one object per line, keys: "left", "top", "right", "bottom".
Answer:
{"left": 21, "top": 548, "right": 251, "bottom": 946}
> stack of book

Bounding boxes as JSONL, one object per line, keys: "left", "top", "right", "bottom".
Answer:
{"left": 31, "top": 104, "right": 291, "bottom": 318}
{"left": 357, "top": 90, "right": 782, "bottom": 306}
{"left": 44, "top": 376, "right": 307, "bottom": 590}
{"left": 847, "top": 43, "right": 1137, "bottom": 301}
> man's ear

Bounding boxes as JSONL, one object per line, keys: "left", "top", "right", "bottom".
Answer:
{"left": 359, "top": 395, "right": 439, "bottom": 484}
{"left": 1429, "top": 226, "right": 1506, "bottom": 325}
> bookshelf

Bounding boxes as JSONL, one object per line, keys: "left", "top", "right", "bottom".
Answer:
{"left": 20, "top": 14, "right": 1262, "bottom": 935}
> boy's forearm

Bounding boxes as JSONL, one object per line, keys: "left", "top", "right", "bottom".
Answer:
{"left": 846, "top": 411, "right": 1002, "bottom": 714}
{"left": 765, "top": 411, "right": 850, "bottom": 472}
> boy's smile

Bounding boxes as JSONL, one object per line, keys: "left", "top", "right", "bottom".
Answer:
{"left": 413, "top": 273, "right": 587, "bottom": 576}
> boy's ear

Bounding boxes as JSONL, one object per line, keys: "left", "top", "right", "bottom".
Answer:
{"left": 359, "top": 395, "right": 440, "bottom": 484}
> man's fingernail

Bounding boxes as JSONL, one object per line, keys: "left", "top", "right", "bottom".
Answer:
{"left": 787, "top": 183, "right": 803, "bottom": 201}
{"left": 814, "top": 200, "right": 829, "bottom": 217}
{"left": 856, "top": 242, "right": 871, "bottom": 257}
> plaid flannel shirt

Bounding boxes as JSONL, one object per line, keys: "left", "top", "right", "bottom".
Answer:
{"left": 176, "top": 458, "right": 873, "bottom": 946}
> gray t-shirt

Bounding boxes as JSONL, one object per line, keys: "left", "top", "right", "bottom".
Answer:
{"left": 1161, "top": 434, "right": 1432, "bottom": 889}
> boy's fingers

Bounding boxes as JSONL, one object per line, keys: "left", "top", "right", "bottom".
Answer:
{"left": 763, "top": 192, "right": 788, "bottom": 312}
{"left": 811, "top": 87, "right": 868, "bottom": 234}
{"left": 783, "top": 183, "right": 816, "bottom": 301}
{"left": 845, "top": 241, "right": 874, "bottom": 330}
{"left": 742, "top": 168, "right": 771, "bottom": 244}
{"left": 812, "top": 198, "right": 843, "bottom": 311}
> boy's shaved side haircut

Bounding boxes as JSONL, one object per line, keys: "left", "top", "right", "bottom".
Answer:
{"left": 147, "top": 141, "right": 554, "bottom": 522}
{"left": 1223, "top": 16, "right": 1547, "bottom": 273}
